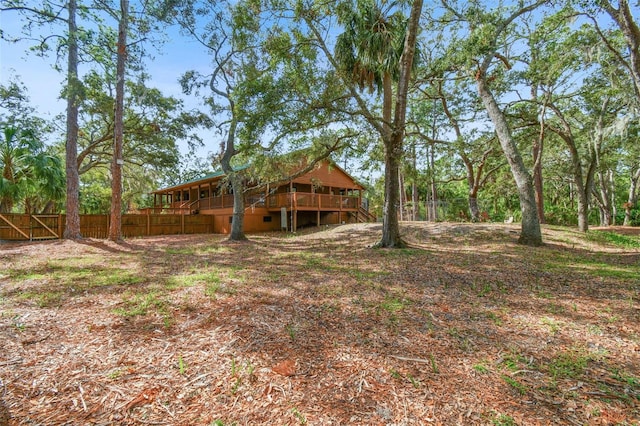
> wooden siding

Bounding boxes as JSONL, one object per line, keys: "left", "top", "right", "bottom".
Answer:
{"left": 293, "top": 160, "right": 363, "bottom": 189}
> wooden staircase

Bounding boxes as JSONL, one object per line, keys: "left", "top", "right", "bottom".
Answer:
{"left": 356, "top": 206, "right": 377, "bottom": 223}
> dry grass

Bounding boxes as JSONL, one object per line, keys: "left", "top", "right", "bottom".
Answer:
{"left": 0, "top": 222, "right": 638, "bottom": 425}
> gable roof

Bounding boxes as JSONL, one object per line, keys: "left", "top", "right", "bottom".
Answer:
{"left": 154, "top": 157, "right": 365, "bottom": 194}
{"left": 153, "top": 164, "right": 249, "bottom": 194}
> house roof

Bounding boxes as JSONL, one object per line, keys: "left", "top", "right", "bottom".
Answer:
{"left": 152, "top": 164, "right": 249, "bottom": 194}
{"left": 153, "top": 156, "right": 365, "bottom": 194}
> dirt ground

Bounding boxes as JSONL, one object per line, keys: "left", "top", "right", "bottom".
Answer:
{"left": 0, "top": 222, "right": 638, "bottom": 425}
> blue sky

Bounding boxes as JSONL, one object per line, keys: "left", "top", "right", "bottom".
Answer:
{"left": 0, "top": 9, "right": 217, "bottom": 159}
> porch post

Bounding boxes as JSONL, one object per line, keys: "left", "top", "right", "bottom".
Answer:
{"left": 293, "top": 191, "right": 297, "bottom": 232}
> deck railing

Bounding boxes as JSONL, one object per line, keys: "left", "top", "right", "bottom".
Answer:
{"left": 266, "top": 192, "right": 358, "bottom": 210}
{"left": 159, "top": 192, "right": 360, "bottom": 212}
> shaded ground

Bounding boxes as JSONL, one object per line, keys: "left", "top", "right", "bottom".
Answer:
{"left": 0, "top": 222, "right": 639, "bottom": 425}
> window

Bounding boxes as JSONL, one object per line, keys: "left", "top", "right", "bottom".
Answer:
{"left": 229, "top": 216, "right": 233, "bottom": 223}
{"left": 263, "top": 216, "right": 272, "bottom": 223}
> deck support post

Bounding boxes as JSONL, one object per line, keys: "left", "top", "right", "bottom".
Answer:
{"left": 293, "top": 209, "right": 297, "bottom": 232}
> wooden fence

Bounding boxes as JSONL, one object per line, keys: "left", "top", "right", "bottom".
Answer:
{"left": 0, "top": 213, "right": 215, "bottom": 241}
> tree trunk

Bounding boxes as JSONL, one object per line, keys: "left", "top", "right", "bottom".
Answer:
{"left": 220, "top": 108, "right": 247, "bottom": 241}
{"left": 380, "top": 143, "right": 404, "bottom": 247}
{"left": 411, "top": 144, "right": 418, "bottom": 220}
{"left": 108, "top": 0, "right": 128, "bottom": 241}
{"left": 469, "top": 195, "right": 480, "bottom": 222}
{"left": 571, "top": 162, "right": 589, "bottom": 233}
{"left": 228, "top": 172, "right": 247, "bottom": 241}
{"left": 476, "top": 77, "right": 542, "bottom": 245}
{"left": 398, "top": 169, "right": 405, "bottom": 221}
{"left": 63, "top": 0, "right": 82, "bottom": 239}
{"left": 412, "top": 181, "right": 418, "bottom": 221}
{"left": 623, "top": 167, "right": 640, "bottom": 225}
{"left": 532, "top": 130, "right": 545, "bottom": 224}
{"left": 429, "top": 143, "right": 437, "bottom": 221}
{"left": 463, "top": 158, "right": 480, "bottom": 222}
{"left": 595, "top": 169, "right": 614, "bottom": 226}
{"left": 377, "top": 0, "right": 422, "bottom": 247}
{"left": 532, "top": 86, "right": 546, "bottom": 224}
{"left": 379, "top": 71, "right": 402, "bottom": 246}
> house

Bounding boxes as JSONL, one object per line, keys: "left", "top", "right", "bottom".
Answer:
{"left": 149, "top": 158, "right": 376, "bottom": 233}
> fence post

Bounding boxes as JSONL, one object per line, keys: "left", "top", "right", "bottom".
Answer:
{"left": 146, "top": 210, "right": 150, "bottom": 236}
{"left": 58, "top": 214, "right": 62, "bottom": 239}
{"left": 181, "top": 213, "right": 185, "bottom": 234}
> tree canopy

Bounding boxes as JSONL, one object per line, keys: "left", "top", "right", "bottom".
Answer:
{"left": 2, "top": 0, "right": 640, "bottom": 241}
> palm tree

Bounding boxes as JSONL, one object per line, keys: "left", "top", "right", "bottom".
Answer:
{"left": 334, "top": 0, "right": 412, "bottom": 247}
{"left": 335, "top": 0, "right": 405, "bottom": 140}
{"left": 0, "top": 127, "right": 65, "bottom": 214}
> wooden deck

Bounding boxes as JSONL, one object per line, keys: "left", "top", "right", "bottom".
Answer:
{"left": 161, "top": 192, "right": 364, "bottom": 214}
{"left": 266, "top": 192, "right": 359, "bottom": 211}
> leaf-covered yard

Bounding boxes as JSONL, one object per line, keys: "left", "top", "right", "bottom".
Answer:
{"left": 0, "top": 223, "right": 638, "bottom": 425}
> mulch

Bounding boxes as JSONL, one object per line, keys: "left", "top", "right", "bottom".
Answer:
{"left": 0, "top": 223, "right": 638, "bottom": 425}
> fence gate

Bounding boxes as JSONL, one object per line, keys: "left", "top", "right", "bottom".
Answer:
{"left": 0, "top": 213, "right": 30, "bottom": 240}
{"left": 30, "top": 215, "right": 60, "bottom": 240}
{"left": 0, "top": 213, "right": 60, "bottom": 241}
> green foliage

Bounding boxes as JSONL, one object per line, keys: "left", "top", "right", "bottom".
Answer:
{"left": 548, "top": 348, "right": 591, "bottom": 380}
{"left": 492, "top": 413, "right": 518, "bottom": 426}
{"left": 74, "top": 72, "right": 208, "bottom": 212}
{"left": 585, "top": 231, "right": 640, "bottom": 249}
{"left": 291, "top": 407, "right": 307, "bottom": 425}
{"left": 473, "top": 363, "right": 490, "bottom": 374}
{"left": 0, "top": 127, "right": 65, "bottom": 213}
{"left": 114, "top": 291, "right": 169, "bottom": 320}
{"left": 178, "top": 355, "right": 187, "bottom": 375}
{"left": 334, "top": 0, "right": 407, "bottom": 91}
{"left": 501, "top": 375, "right": 528, "bottom": 396}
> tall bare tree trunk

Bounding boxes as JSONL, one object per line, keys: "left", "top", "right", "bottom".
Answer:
{"left": 378, "top": 0, "right": 422, "bottom": 247}
{"left": 477, "top": 77, "right": 542, "bottom": 245}
{"left": 63, "top": 0, "right": 82, "bottom": 239}
{"left": 428, "top": 143, "right": 437, "bottom": 221}
{"left": 380, "top": 69, "right": 404, "bottom": 244}
{"left": 411, "top": 144, "right": 418, "bottom": 220}
{"left": 594, "top": 169, "right": 614, "bottom": 226}
{"left": 398, "top": 169, "right": 405, "bottom": 221}
{"left": 562, "top": 135, "right": 590, "bottom": 233}
{"left": 532, "top": 118, "right": 545, "bottom": 224}
{"left": 108, "top": 0, "right": 128, "bottom": 241}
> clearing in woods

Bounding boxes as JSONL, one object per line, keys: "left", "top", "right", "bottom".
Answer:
{"left": 0, "top": 222, "right": 638, "bottom": 425}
